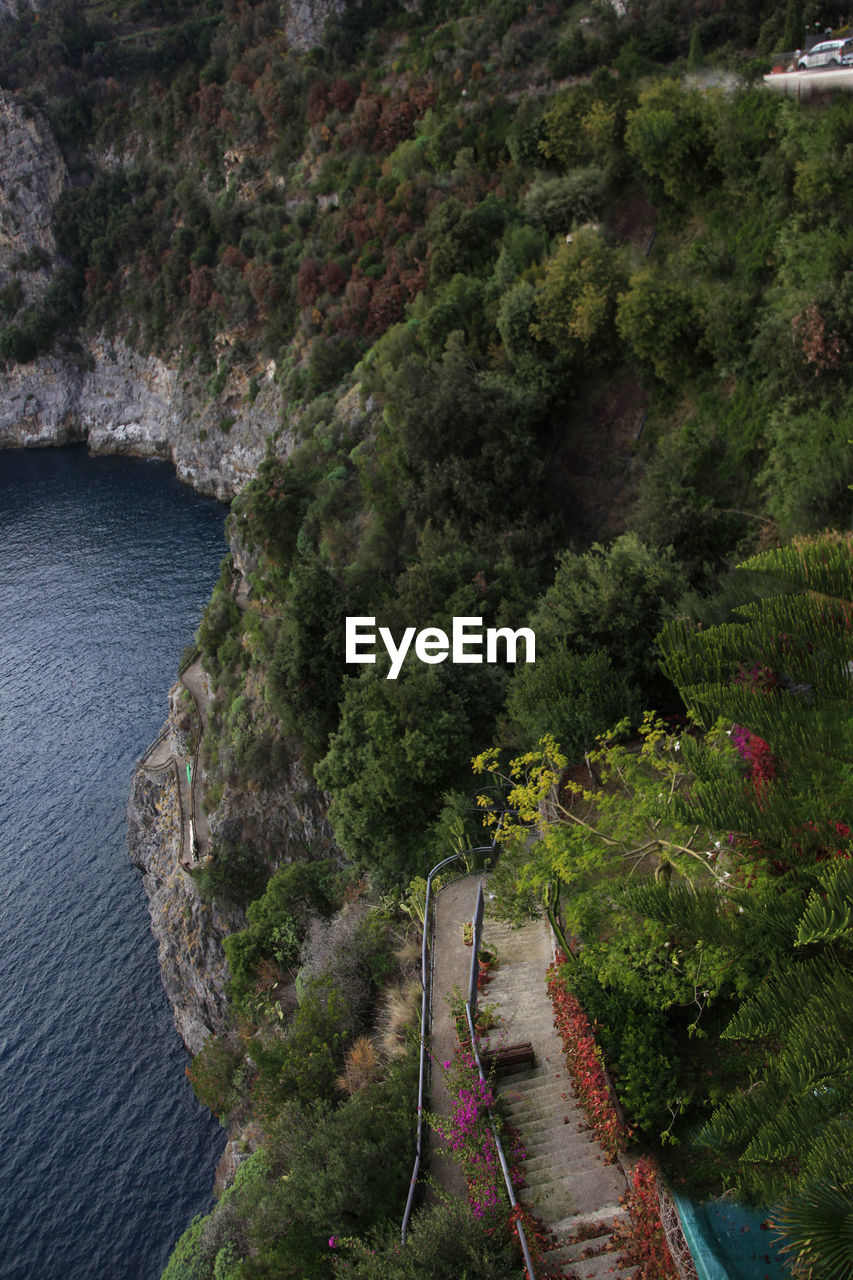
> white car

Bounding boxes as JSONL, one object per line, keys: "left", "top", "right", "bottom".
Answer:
{"left": 797, "top": 39, "right": 853, "bottom": 69}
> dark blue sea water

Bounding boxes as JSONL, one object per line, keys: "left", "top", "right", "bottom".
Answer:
{"left": 0, "top": 447, "right": 228, "bottom": 1280}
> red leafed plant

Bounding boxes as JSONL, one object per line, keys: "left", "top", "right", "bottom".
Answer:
{"left": 547, "top": 960, "right": 633, "bottom": 1158}
{"left": 615, "top": 1156, "right": 681, "bottom": 1280}
{"left": 730, "top": 723, "right": 776, "bottom": 791}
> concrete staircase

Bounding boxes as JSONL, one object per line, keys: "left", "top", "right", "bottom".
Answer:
{"left": 479, "top": 913, "right": 636, "bottom": 1280}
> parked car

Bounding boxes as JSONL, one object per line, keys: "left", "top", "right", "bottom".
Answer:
{"left": 797, "top": 38, "right": 853, "bottom": 69}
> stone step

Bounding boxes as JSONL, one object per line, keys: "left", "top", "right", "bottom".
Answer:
{"left": 515, "top": 1132, "right": 592, "bottom": 1160}
{"left": 522, "top": 1152, "right": 614, "bottom": 1177}
{"left": 517, "top": 1133, "right": 602, "bottom": 1163}
{"left": 502, "top": 1090, "right": 581, "bottom": 1115}
{"left": 548, "top": 1207, "right": 628, "bottom": 1237}
{"left": 472, "top": 907, "right": 628, "bottom": 1244}
{"left": 515, "top": 1123, "right": 592, "bottom": 1149}
{"left": 499, "top": 1072, "right": 571, "bottom": 1094}
{"left": 504, "top": 1110, "right": 587, "bottom": 1134}
{"left": 523, "top": 1152, "right": 614, "bottom": 1187}
{"left": 534, "top": 1185, "right": 626, "bottom": 1222}
{"left": 546, "top": 1250, "right": 636, "bottom": 1280}
{"left": 549, "top": 1234, "right": 623, "bottom": 1267}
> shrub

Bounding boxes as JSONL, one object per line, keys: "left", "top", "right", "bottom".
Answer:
{"left": 521, "top": 168, "right": 608, "bottom": 236}
{"left": 759, "top": 402, "right": 853, "bottom": 536}
{"left": 547, "top": 961, "right": 633, "bottom": 1157}
{"left": 631, "top": 425, "right": 752, "bottom": 586}
{"left": 187, "top": 1035, "right": 243, "bottom": 1118}
{"left": 332, "top": 1197, "right": 517, "bottom": 1278}
{"left": 251, "top": 973, "right": 351, "bottom": 1114}
{"left": 417, "top": 273, "right": 489, "bottom": 357}
{"left": 624, "top": 79, "right": 717, "bottom": 208}
{"left": 315, "top": 662, "right": 504, "bottom": 887}
{"left": 199, "top": 836, "right": 268, "bottom": 909}
{"left": 160, "top": 1215, "right": 209, "bottom": 1280}
{"left": 616, "top": 269, "right": 707, "bottom": 385}
{"left": 615, "top": 1156, "right": 681, "bottom": 1280}
{"left": 532, "top": 532, "right": 687, "bottom": 696}
{"left": 224, "top": 858, "right": 342, "bottom": 1010}
{"left": 507, "top": 646, "right": 639, "bottom": 754}
{"left": 532, "top": 230, "right": 626, "bottom": 363}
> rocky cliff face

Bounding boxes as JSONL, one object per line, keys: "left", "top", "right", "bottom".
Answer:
{"left": 128, "top": 670, "right": 341, "bottom": 1055}
{"left": 283, "top": 0, "right": 348, "bottom": 50}
{"left": 127, "top": 701, "right": 245, "bottom": 1056}
{"left": 0, "top": 87, "right": 288, "bottom": 500}
{"left": 0, "top": 90, "right": 65, "bottom": 309}
{"left": 0, "top": 338, "right": 288, "bottom": 501}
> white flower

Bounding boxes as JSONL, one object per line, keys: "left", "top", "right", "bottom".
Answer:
{"left": 674, "top": 740, "right": 681, "bottom": 751}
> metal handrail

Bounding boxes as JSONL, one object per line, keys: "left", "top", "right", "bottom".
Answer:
{"left": 463, "top": 999, "right": 536, "bottom": 1279}
{"left": 401, "top": 820, "right": 536, "bottom": 1277}
{"left": 401, "top": 845, "right": 496, "bottom": 1241}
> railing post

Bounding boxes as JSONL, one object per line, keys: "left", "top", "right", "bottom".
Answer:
{"left": 401, "top": 841, "right": 501, "bottom": 1245}
{"left": 402, "top": 823, "right": 535, "bottom": 1277}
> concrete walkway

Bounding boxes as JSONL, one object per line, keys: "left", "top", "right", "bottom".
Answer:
{"left": 430, "top": 873, "right": 488, "bottom": 1199}
{"left": 431, "top": 874, "right": 635, "bottom": 1278}
{"left": 139, "top": 659, "right": 210, "bottom": 871}
{"left": 181, "top": 658, "right": 211, "bottom": 860}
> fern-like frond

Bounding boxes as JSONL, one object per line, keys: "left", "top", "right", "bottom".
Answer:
{"left": 743, "top": 1082, "right": 847, "bottom": 1163}
{"left": 797, "top": 861, "right": 853, "bottom": 947}
{"left": 684, "top": 685, "right": 849, "bottom": 771}
{"left": 703, "top": 1078, "right": 787, "bottom": 1154}
{"left": 674, "top": 774, "right": 805, "bottom": 852}
{"left": 619, "top": 877, "right": 738, "bottom": 940}
{"left": 723, "top": 954, "right": 847, "bottom": 1039}
{"left": 801, "top": 1115, "right": 853, "bottom": 1184}
{"left": 738, "top": 532, "right": 853, "bottom": 601}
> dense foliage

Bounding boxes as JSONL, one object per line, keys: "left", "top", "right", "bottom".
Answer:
{"left": 483, "top": 534, "right": 853, "bottom": 1275}
{"left": 10, "top": 0, "right": 853, "bottom": 1274}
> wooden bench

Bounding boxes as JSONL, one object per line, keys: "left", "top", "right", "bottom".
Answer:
{"left": 481, "top": 1041, "right": 535, "bottom": 1075}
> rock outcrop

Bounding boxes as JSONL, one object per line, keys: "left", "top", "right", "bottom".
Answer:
{"left": 284, "top": 0, "right": 348, "bottom": 50}
{"left": 0, "top": 338, "right": 288, "bottom": 500}
{"left": 128, "top": 663, "right": 341, "bottom": 1056}
{"left": 0, "top": 89, "right": 65, "bottom": 309}
{"left": 128, "top": 707, "right": 244, "bottom": 1056}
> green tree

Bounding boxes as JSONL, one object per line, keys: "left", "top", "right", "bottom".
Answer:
{"left": 624, "top": 79, "right": 717, "bottom": 208}
{"left": 506, "top": 646, "right": 639, "bottom": 754}
{"left": 532, "top": 230, "right": 625, "bottom": 363}
{"left": 616, "top": 269, "right": 707, "bottom": 386}
{"left": 316, "top": 662, "right": 504, "bottom": 885}
{"left": 532, "top": 532, "right": 687, "bottom": 697}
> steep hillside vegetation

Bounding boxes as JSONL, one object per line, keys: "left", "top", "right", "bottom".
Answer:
{"left": 4, "top": 0, "right": 852, "bottom": 1275}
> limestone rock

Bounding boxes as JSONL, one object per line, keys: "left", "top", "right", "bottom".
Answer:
{"left": 0, "top": 89, "right": 66, "bottom": 308}
{"left": 0, "top": 336, "right": 290, "bottom": 500}
{"left": 127, "top": 747, "right": 244, "bottom": 1056}
{"left": 284, "top": 0, "right": 348, "bottom": 50}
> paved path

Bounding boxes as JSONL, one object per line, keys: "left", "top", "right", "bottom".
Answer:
{"left": 482, "top": 914, "right": 634, "bottom": 1278}
{"left": 139, "top": 570, "right": 248, "bottom": 869}
{"left": 431, "top": 875, "right": 635, "bottom": 1278}
{"left": 430, "top": 874, "right": 489, "bottom": 1199}
{"left": 181, "top": 659, "right": 211, "bottom": 860}
{"left": 140, "top": 660, "right": 210, "bottom": 870}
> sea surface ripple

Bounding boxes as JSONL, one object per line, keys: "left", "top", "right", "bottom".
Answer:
{"left": 0, "top": 447, "right": 227, "bottom": 1280}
